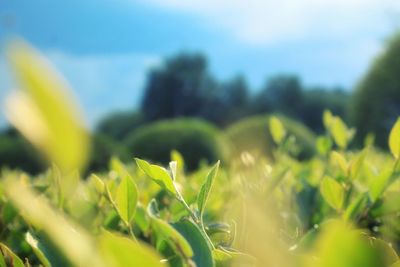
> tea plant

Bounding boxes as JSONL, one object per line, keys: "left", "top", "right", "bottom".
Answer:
{"left": 1, "top": 40, "right": 400, "bottom": 267}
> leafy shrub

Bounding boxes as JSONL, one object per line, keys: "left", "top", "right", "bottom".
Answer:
{"left": 351, "top": 33, "right": 400, "bottom": 148}
{"left": 0, "top": 133, "right": 44, "bottom": 174}
{"left": 5, "top": 40, "right": 400, "bottom": 267}
{"left": 124, "top": 119, "right": 228, "bottom": 171}
{"left": 96, "top": 111, "right": 145, "bottom": 141}
{"left": 87, "top": 134, "right": 130, "bottom": 172}
{"left": 225, "top": 114, "right": 316, "bottom": 160}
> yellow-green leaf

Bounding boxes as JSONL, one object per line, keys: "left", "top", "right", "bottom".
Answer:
{"left": 331, "top": 117, "right": 348, "bottom": 149}
{"left": 4, "top": 179, "right": 104, "bottom": 267}
{"left": 269, "top": 116, "right": 286, "bottom": 144}
{"left": 331, "top": 151, "right": 348, "bottom": 174}
{"left": 198, "top": 161, "right": 220, "bottom": 219}
{"left": 323, "top": 110, "right": 334, "bottom": 131}
{"left": 5, "top": 40, "right": 89, "bottom": 173}
{"left": 389, "top": 118, "right": 400, "bottom": 159}
{"left": 320, "top": 176, "right": 344, "bottom": 211}
{"left": 147, "top": 199, "right": 193, "bottom": 258}
{"left": 99, "top": 231, "right": 164, "bottom": 267}
{"left": 0, "top": 243, "right": 25, "bottom": 267}
{"left": 135, "top": 158, "right": 177, "bottom": 196}
{"left": 349, "top": 149, "right": 368, "bottom": 180}
{"left": 116, "top": 175, "right": 138, "bottom": 224}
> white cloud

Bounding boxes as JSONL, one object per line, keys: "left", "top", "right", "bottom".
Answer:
{"left": 144, "top": 0, "right": 400, "bottom": 45}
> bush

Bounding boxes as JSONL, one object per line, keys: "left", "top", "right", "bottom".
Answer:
{"left": 124, "top": 119, "right": 227, "bottom": 171}
{"left": 225, "top": 114, "right": 316, "bottom": 160}
{"left": 87, "top": 134, "right": 130, "bottom": 172}
{"left": 351, "top": 33, "right": 400, "bottom": 148}
{"left": 0, "top": 134, "right": 45, "bottom": 174}
{"left": 96, "top": 111, "right": 145, "bottom": 141}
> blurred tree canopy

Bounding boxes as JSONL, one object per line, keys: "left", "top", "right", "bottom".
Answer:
{"left": 141, "top": 53, "right": 217, "bottom": 121}
{"left": 1, "top": 51, "right": 355, "bottom": 173}
{"left": 97, "top": 111, "right": 145, "bottom": 141}
{"left": 351, "top": 33, "right": 400, "bottom": 148}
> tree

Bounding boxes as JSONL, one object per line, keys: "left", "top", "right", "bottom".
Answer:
{"left": 351, "top": 33, "right": 400, "bottom": 147}
{"left": 141, "top": 53, "right": 216, "bottom": 121}
{"left": 299, "top": 88, "right": 349, "bottom": 133}
{"left": 96, "top": 111, "right": 145, "bottom": 140}
{"left": 253, "top": 75, "right": 303, "bottom": 117}
{"left": 200, "top": 75, "right": 251, "bottom": 126}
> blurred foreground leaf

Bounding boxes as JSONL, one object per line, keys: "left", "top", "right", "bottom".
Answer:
{"left": 5, "top": 40, "right": 89, "bottom": 173}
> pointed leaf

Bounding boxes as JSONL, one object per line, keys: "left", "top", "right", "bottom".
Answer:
{"left": 116, "top": 175, "right": 138, "bottom": 224}
{"left": 320, "top": 176, "right": 344, "bottom": 211}
{"left": 99, "top": 231, "right": 164, "bottom": 267}
{"left": 269, "top": 116, "right": 286, "bottom": 144}
{"left": 135, "top": 158, "right": 177, "bottom": 196}
{"left": 0, "top": 243, "right": 25, "bottom": 267}
{"left": 147, "top": 200, "right": 193, "bottom": 258}
{"left": 5, "top": 40, "right": 89, "bottom": 173}
{"left": 389, "top": 118, "right": 400, "bottom": 159}
{"left": 173, "top": 219, "right": 214, "bottom": 267}
{"left": 331, "top": 117, "right": 348, "bottom": 149}
{"left": 198, "top": 161, "right": 220, "bottom": 218}
{"left": 331, "top": 151, "right": 348, "bottom": 174}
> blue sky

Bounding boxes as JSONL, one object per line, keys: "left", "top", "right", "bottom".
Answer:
{"left": 0, "top": 0, "right": 399, "bottom": 127}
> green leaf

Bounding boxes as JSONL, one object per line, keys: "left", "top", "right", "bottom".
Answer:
{"left": 316, "top": 136, "right": 332, "bottom": 155}
{"left": 269, "top": 116, "right": 286, "bottom": 144}
{"left": 349, "top": 149, "right": 368, "bottom": 180}
{"left": 0, "top": 243, "right": 25, "bottom": 267}
{"left": 331, "top": 151, "right": 348, "bottom": 174}
{"left": 99, "top": 231, "right": 164, "bottom": 267}
{"left": 343, "top": 193, "right": 368, "bottom": 221}
{"left": 198, "top": 161, "right": 220, "bottom": 219}
{"left": 5, "top": 179, "right": 104, "bottom": 267}
{"left": 0, "top": 251, "right": 5, "bottom": 267}
{"left": 314, "top": 220, "right": 384, "bottom": 267}
{"left": 5, "top": 40, "right": 89, "bottom": 173}
{"left": 135, "top": 158, "right": 177, "bottom": 196}
{"left": 369, "top": 166, "right": 392, "bottom": 202}
{"left": 331, "top": 117, "right": 348, "bottom": 149}
{"left": 320, "top": 176, "right": 344, "bottom": 211}
{"left": 147, "top": 200, "right": 193, "bottom": 259}
{"left": 173, "top": 219, "right": 214, "bottom": 267}
{"left": 323, "top": 110, "right": 334, "bottom": 131}
{"left": 169, "top": 161, "right": 177, "bottom": 181}
{"left": 389, "top": 118, "right": 400, "bottom": 159}
{"left": 90, "top": 174, "right": 105, "bottom": 195}
{"left": 115, "top": 175, "right": 138, "bottom": 225}
{"left": 25, "top": 232, "right": 52, "bottom": 267}
{"left": 171, "top": 150, "right": 184, "bottom": 175}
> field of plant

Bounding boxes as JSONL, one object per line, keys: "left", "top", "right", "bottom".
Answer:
{"left": 2, "top": 41, "right": 400, "bottom": 267}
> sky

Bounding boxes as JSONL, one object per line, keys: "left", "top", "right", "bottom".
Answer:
{"left": 0, "top": 0, "right": 399, "bottom": 127}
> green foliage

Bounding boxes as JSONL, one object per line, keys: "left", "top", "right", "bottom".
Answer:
{"left": 226, "top": 114, "right": 316, "bottom": 160}
{"left": 96, "top": 111, "right": 145, "bottom": 141}
{"left": 4, "top": 40, "right": 400, "bottom": 267}
{"left": 0, "top": 132, "right": 44, "bottom": 174}
{"left": 126, "top": 119, "right": 228, "bottom": 171}
{"left": 320, "top": 176, "right": 344, "bottom": 211}
{"left": 87, "top": 134, "right": 130, "bottom": 172}
{"left": 389, "top": 118, "right": 400, "bottom": 159}
{"left": 351, "top": 33, "right": 400, "bottom": 148}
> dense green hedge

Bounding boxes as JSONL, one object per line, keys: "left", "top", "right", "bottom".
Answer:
{"left": 0, "top": 134, "right": 44, "bottom": 174}
{"left": 87, "top": 134, "right": 130, "bottom": 172}
{"left": 351, "top": 33, "right": 400, "bottom": 148}
{"left": 225, "top": 114, "right": 316, "bottom": 160}
{"left": 124, "top": 119, "right": 228, "bottom": 171}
